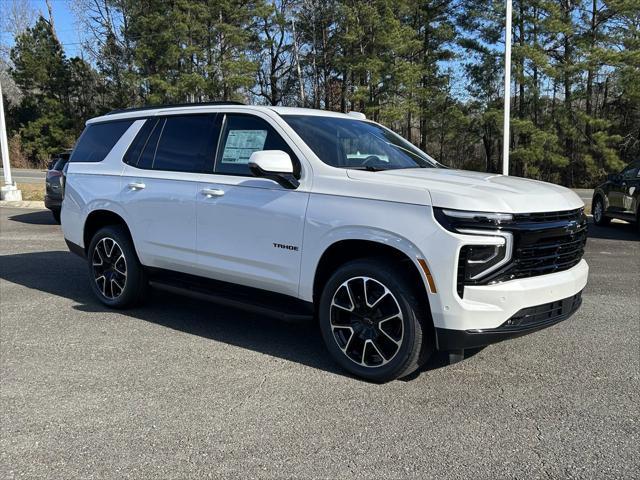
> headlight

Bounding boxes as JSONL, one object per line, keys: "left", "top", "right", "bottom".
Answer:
{"left": 433, "top": 208, "right": 514, "bottom": 295}
{"left": 433, "top": 207, "right": 513, "bottom": 232}
{"left": 458, "top": 237, "right": 512, "bottom": 281}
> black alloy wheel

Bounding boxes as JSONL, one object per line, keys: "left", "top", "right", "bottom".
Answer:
{"left": 92, "top": 236, "right": 128, "bottom": 300}
{"left": 319, "top": 258, "right": 433, "bottom": 382}
{"left": 329, "top": 276, "right": 404, "bottom": 368}
{"left": 87, "top": 225, "right": 147, "bottom": 308}
{"left": 592, "top": 197, "right": 610, "bottom": 226}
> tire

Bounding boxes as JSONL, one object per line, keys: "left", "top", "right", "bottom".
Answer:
{"left": 86, "top": 225, "right": 147, "bottom": 308}
{"left": 318, "top": 258, "right": 433, "bottom": 382}
{"left": 592, "top": 196, "right": 610, "bottom": 226}
{"left": 51, "top": 209, "right": 61, "bottom": 224}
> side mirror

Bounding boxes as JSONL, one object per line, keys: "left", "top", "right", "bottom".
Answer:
{"left": 607, "top": 173, "right": 621, "bottom": 183}
{"left": 248, "top": 150, "right": 299, "bottom": 189}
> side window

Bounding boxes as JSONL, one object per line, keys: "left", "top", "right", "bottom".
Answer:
{"left": 215, "top": 114, "right": 298, "bottom": 176}
{"left": 70, "top": 120, "right": 134, "bottom": 163}
{"left": 621, "top": 164, "right": 639, "bottom": 180}
{"left": 153, "top": 115, "right": 219, "bottom": 173}
{"left": 123, "top": 118, "right": 158, "bottom": 166}
{"left": 137, "top": 119, "right": 163, "bottom": 170}
{"left": 126, "top": 115, "right": 219, "bottom": 173}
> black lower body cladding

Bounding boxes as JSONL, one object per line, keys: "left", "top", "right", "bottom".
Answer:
{"left": 436, "top": 291, "right": 583, "bottom": 350}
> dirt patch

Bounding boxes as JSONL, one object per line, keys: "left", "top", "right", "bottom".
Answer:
{"left": 17, "top": 183, "right": 45, "bottom": 201}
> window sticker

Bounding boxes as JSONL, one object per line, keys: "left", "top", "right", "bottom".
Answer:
{"left": 221, "top": 129, "right": 268, "bottom": 164}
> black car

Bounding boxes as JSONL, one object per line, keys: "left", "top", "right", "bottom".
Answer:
{"left": 592, "top": 161, "right": 640, "bottom": 231}
{"left": 45, "top": 152, "right": 71, "bottom": 223}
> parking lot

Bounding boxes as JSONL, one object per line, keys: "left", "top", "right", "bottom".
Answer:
{"left": 0, "top": 206, "right": 638, "bottom": 479}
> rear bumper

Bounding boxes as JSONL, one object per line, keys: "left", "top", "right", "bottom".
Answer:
{"left": 44, "top": 194, "right": 62, "bottom": 210}
{"left": 436, "top": 291, "right": 583, "bottom": 350}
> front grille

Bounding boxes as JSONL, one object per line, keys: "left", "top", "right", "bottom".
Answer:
{"left": 495, "top": 223, "right": 587, "bottom": 282}
{"left": 457, "top": 209, "right": 587, "bottom": 295}
{"left": 500, "top": 292, "right": 582, "bottom": 330}
{"left": 512, "top": 208, "right": 584, "bottom": 223}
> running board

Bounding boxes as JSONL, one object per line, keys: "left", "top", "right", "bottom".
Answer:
{"left": 148, "top": 272, "right": 314, "bottom": 322}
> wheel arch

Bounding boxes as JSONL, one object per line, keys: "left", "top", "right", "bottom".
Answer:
{"left": 311, "top": 238, "right": 434, "bottom": 317}
{"left": 83, "top": 209, "right": 134, "bottom": 255}
{"left": 592, "top": 189, "right": 607, "bottom": 208}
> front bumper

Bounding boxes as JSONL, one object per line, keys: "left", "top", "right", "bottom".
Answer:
{"left": 425, "top": 222, "right": 589, "bottom": 334}
{"left": 436, "top": 290, "right": 583, "bottom": 350}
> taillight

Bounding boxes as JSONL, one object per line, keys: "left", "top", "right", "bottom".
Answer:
{"left": 47, "top": 170, "right": 62, "bottom": 178}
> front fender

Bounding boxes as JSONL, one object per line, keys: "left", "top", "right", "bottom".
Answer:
{"left": 299, "top": 194, "right": 440, "bottom": 302}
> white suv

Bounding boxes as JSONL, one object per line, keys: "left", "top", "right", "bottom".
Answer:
{"left": 61, "top": 103, "right": 588, "bottom": 382}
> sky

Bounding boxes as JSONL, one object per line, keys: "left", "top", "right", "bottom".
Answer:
{"left": 32, "top": 0, "right": 81, "bottom": 56}
{"left": 1, "top": 0, "right": 82, "bottom": 57}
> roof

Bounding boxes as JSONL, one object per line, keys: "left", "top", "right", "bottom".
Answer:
{"left": 87, "top": 104, "right": 362, "bottom": 125}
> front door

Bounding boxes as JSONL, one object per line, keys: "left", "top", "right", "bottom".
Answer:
{"left": 196, "top": 113, "right": 309, "bottom": 297}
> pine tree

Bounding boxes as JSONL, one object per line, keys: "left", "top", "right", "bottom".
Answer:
{"left": 10, "top": 17, "right": 75, "bottom": 164}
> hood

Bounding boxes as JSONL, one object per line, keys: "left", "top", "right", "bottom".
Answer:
{"left": 346, "top": 168, "right": 584, "bottom": 213}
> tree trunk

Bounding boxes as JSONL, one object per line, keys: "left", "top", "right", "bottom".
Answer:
{"left": 585, "top": 0, "right": 597, "bottom": 140}
{"left": 563, "top": 31, "right": 573, "bottom": 185}
{"left": 532, "top": 6, "right": 539, "bottom": 127}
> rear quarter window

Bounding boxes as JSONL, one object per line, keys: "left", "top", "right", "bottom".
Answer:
{"left": 69, "top": 120, "right": 134, "bottom": 163}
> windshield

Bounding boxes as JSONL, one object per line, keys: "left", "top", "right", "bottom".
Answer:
{"left": 283, "top": 115, "right": 439, "bottom": 170}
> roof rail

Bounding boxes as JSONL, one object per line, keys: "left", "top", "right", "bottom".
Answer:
{"left": 105, "top": 101, "right": 246, "bottom": 116}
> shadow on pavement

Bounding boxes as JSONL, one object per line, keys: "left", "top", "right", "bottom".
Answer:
{"left": 8, "top": 210, "right": 57, "bottom": 225}
{"left": 0, "top": 250, "right": 450, "bottom": 382}
{"left": 587, "top": 219, "right": 638, "bottom": 242}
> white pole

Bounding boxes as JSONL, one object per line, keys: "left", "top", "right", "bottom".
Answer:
{"left": 502, "top": 0, "right": 512, "bottom": 176}
{"left": 0, "top": 79, "right": 13, "bottom": 186}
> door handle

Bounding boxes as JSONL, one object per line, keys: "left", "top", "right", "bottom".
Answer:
{"left": 128, "top": 182, "right": 146, "bottom": 190}
{"left": 201, "top": 188, "right": 225, "bottom": 198}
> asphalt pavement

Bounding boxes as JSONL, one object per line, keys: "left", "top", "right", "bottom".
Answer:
{"left": 0, "top": 168, "right": 46, "bottom": 185}
{"left": 0, "top": 207, "right": 638, "bottom": 479}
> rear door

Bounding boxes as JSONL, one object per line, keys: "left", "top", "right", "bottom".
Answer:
{"left": 121, "top": 114, "right": 219, "bottom": 272}
{"left": 195, "top": 112, "right": 309, "bottom": 297}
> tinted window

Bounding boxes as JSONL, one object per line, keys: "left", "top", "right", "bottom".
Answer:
{"left": 621, "top": 163, "right": 640, "bottom": 180}
{"left": 152, "top": 115, "right": 219, "bottom": 173}
{"left": 215, "top": 114, "right": 298, "bottom": 176}
{"left": 70, "top": 120, "right": 134, "bottom": 163}
{"left": 123, "top": 118, "right": 158, "bottom": 166}
{"left": 137, "top": 119, "right": 163, "bottom": 170}
{"left": 284, "top": 115, "right": 437, "bottom": 170}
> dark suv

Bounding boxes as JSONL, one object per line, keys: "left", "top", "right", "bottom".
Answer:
{"left": 45, "top": 152, "right": 71, "bottom": 223}
{"left": 592, "top": 161, "right": 640, "bottom": 231}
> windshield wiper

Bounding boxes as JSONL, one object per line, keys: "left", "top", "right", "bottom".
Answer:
{"left": 363, "top": 165, "right": 387, "bottom": 171}
{"left": 347, "top": 166, "right": 388, "bottom": 172}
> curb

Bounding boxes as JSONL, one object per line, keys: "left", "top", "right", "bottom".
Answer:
{"left": 0, "top": 200, "right": 46, "bottom": 209}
